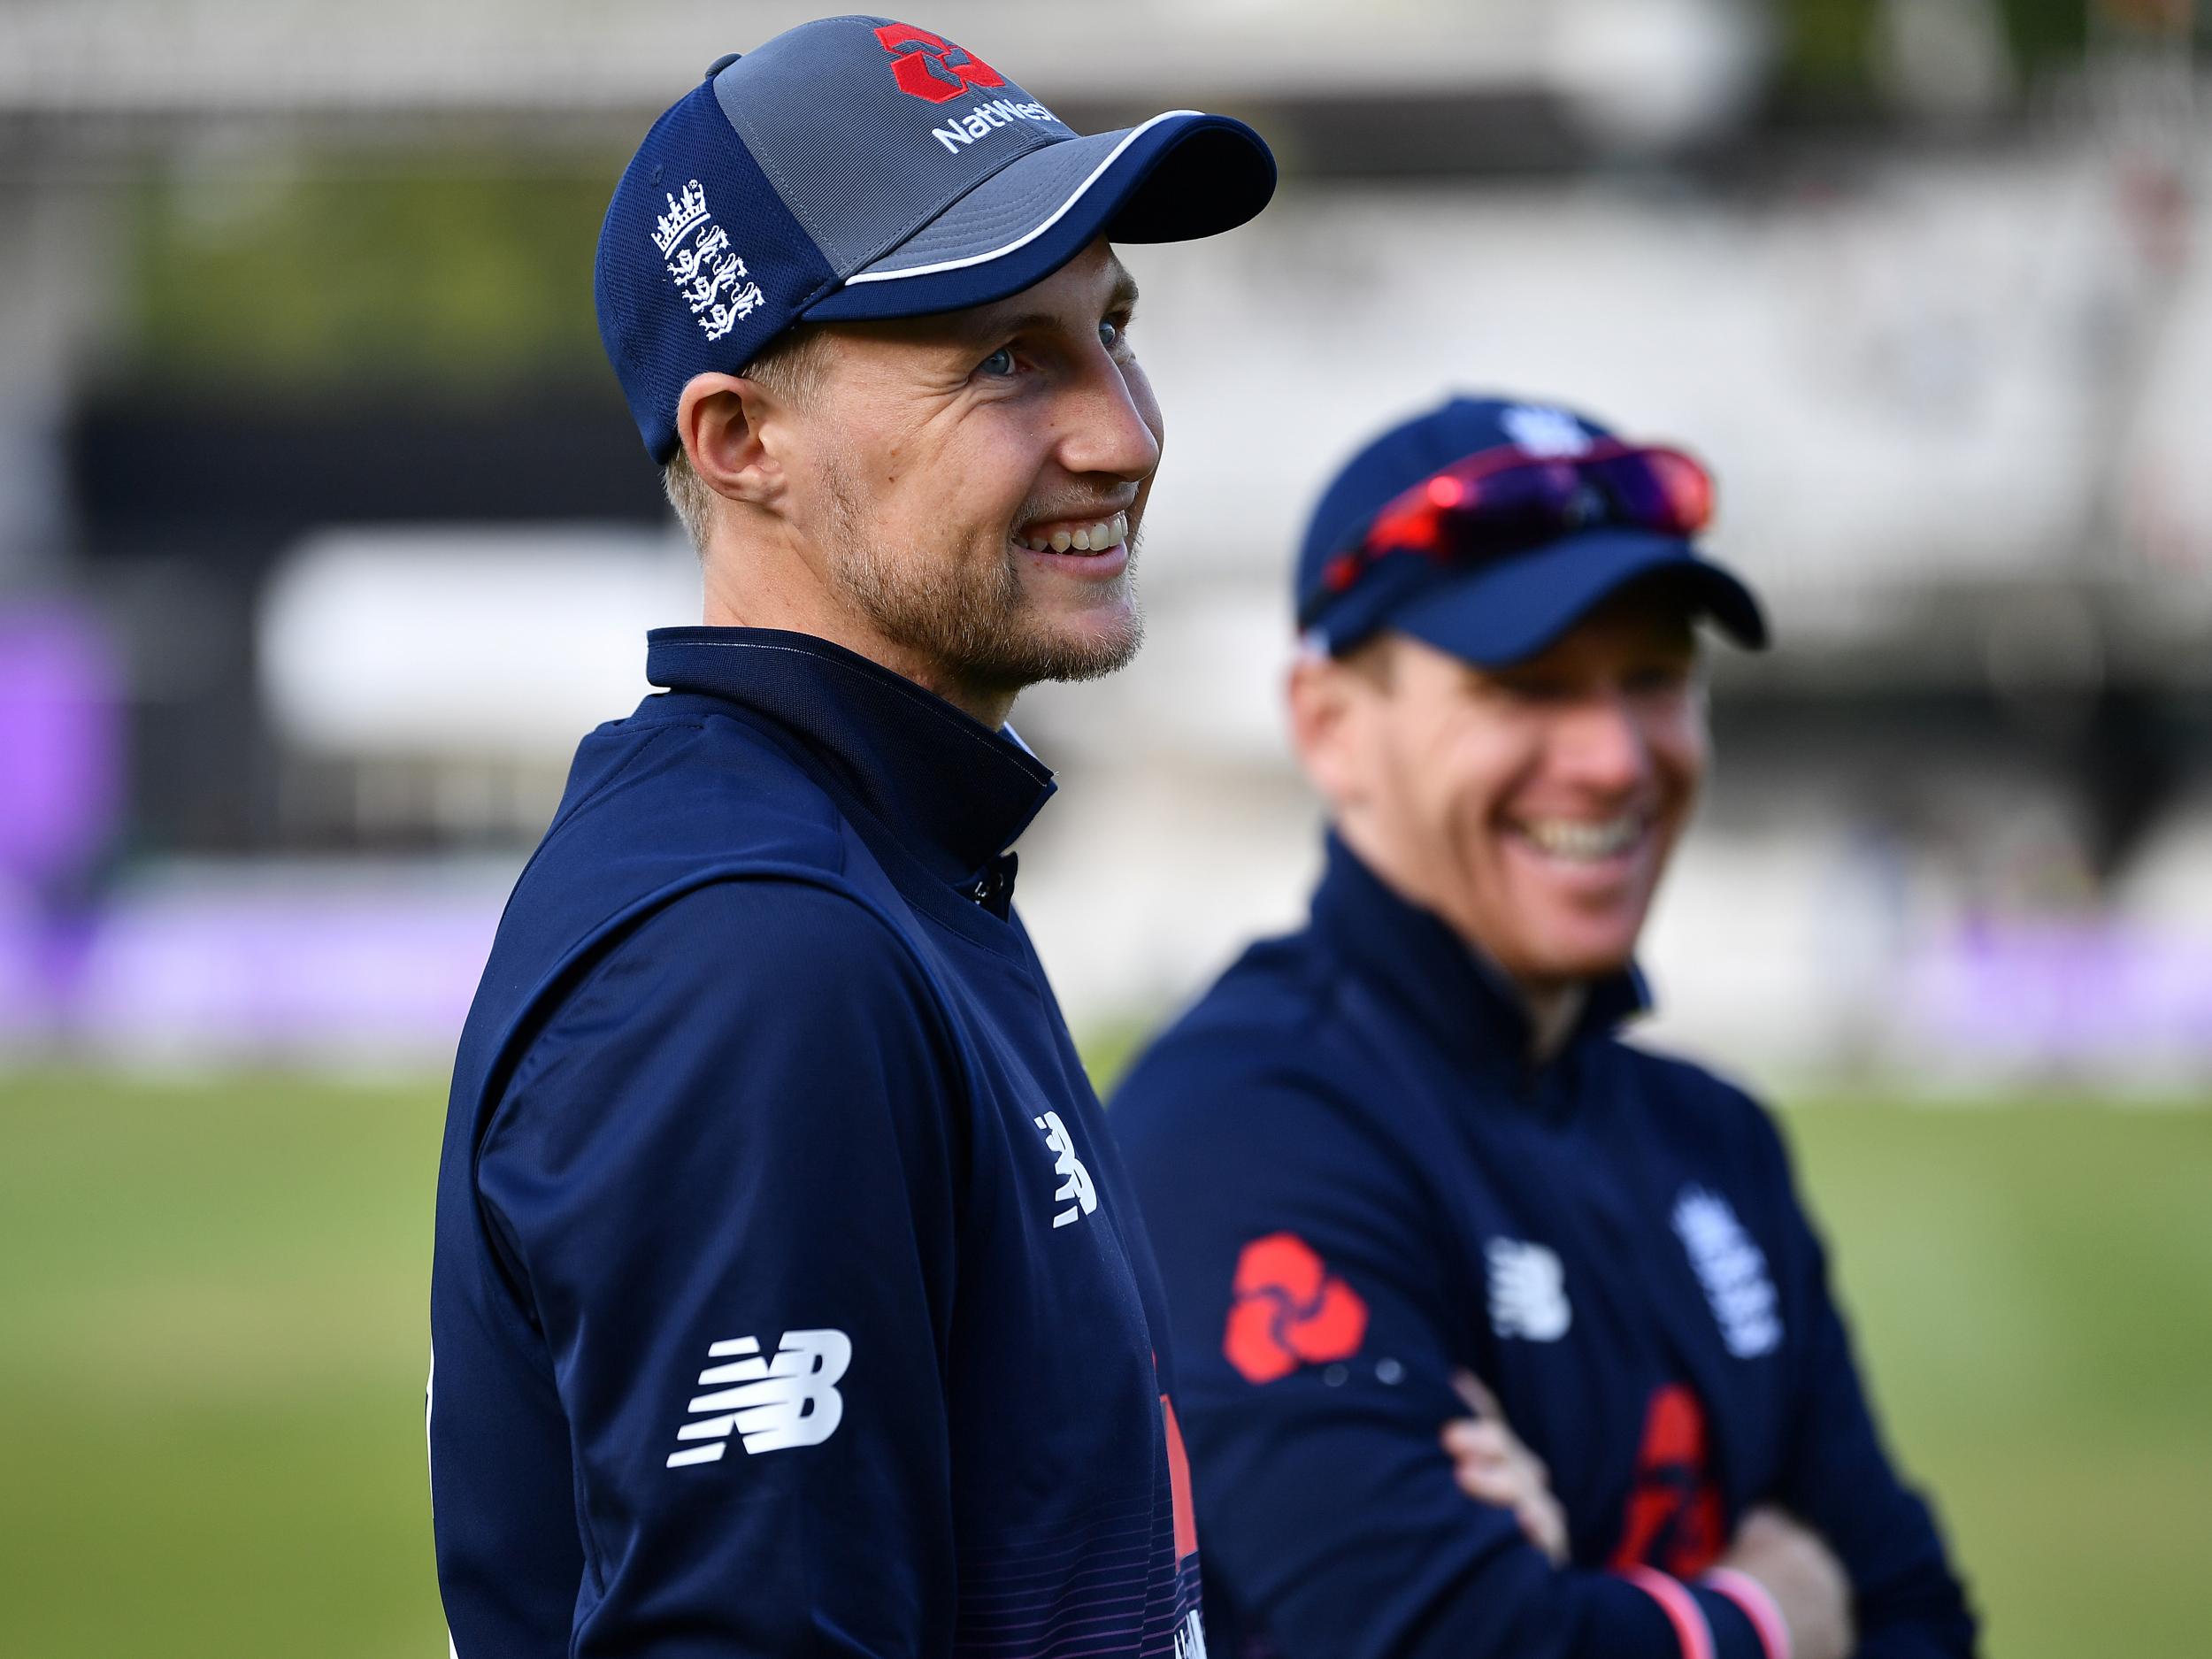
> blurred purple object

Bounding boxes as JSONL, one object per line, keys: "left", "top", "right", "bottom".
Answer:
{"left": 0, "top": 604, "right": 122, "bottom": 889}
{"left": 1905, "top": 916, "right": 2212, "bottom": 1071}
{"left": 68, "top": 872, "right": 503, "bottom": 1063}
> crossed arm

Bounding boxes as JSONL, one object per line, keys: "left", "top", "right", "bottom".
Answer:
{"left": 1442, "top": 1371, "right": 1855, "bottom": 1659}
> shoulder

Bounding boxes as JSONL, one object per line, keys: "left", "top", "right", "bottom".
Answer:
{"left": 494, "top": 877, "right": 953, "bottom": 1131}
{"left": 531, "top": 695, "right": 852, "bottom": 883}
{"left": 1609, "top": 1033, "right": 1783, "bottom": 1143}
{"left": 563, "top": 876, "right": 943, "bottom": 1041}
{"left": 485, "top": 878, "right": 961, "bottom": 1184}
{"left": 1112, "top": 934, "right": 1417, "bottom": 1191}
{"left": 1118, "top": 933, "right": 1344, "bottom": 1109}
{"left": 1601, "top": 1035, "right": 1804, "bottom": 1234}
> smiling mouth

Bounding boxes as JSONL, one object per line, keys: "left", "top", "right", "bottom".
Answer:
{"left": 1014, "top": 511, "right": 1130, "bottom": 557}
{"left": 1510, "top": 813, "right": 1651, "bottom": 864}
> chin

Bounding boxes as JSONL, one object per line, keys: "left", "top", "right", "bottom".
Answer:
{"left": 1045, "top": 597, "right": 1144, "bottom": 666}
{"left": 1505, "top": 915, "right": 1646, "bottom": 986}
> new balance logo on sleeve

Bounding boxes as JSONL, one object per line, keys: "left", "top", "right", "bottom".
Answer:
{"left": 1034, "top": 1110, "right": 1098, "bottom": 1227}
{"left": 666, "top": 1328, "right": 851, "bottom": 1467}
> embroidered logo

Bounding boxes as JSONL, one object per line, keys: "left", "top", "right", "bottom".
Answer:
{"left": 1171, "top": 1609, "right": 1210, "bottom": 1658}
{"left": 665, "top": 1328, "right": 851, "bottom": 1466}
{"left": 1500, "top": 403, "right": 1593, "bottom": 457}
{"left": 874, "top": 21, "right": 1006, "bottom": 103}
{"left": 1222, "top": 1233, "right": 1368, "bottom": 1385}
{"left": 1487, "top": 1237, "right": 1573, "bottom": 1341}
{"left": 1671, "top": 1187, "right": 1783, "bottom": 1358}
{"left": 1033, "top": 1110, "right": 1098, "bottom": 1227}
{"left": 649, "top": 178, "right": 765, "bottom": 342}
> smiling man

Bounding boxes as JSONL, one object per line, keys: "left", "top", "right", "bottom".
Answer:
{"left": 1112, "top": 397, "right": 1977, "bottom": 1659}
{"left": 427, "top": 18, "right": 1271, "bottom": 1657}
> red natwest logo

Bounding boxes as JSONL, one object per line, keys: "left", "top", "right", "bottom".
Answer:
{"left": 1223, "top": 1233, "right": 1368, "bottom": 1385}
{"left": 874, "top": 23, "right": 1006, "bottom": 104}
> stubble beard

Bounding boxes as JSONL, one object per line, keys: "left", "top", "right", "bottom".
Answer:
{"left": 818, "top": 457, "right": 1145, "bottom": 704}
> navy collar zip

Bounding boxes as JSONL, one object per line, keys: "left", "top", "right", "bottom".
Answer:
{"left": 644, "top": 628, "right": 1054, "bottom": 919}
{"left": 1308, "top": 833, "right": 1648, "bottom": 1101}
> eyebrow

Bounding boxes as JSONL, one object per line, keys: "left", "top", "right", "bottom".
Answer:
{"left": 949, "top": 265, "right": 1142, "bottom": 346}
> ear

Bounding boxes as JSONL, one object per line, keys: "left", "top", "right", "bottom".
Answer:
{"left": 675, "top": 372, "right": 788, "bottom": 510}
{"left": 1286, "top": 650, "right": 1371, "bottom": 811}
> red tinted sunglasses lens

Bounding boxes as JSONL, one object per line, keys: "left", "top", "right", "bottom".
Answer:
{"left": 1332, "top": 442, "right": 1715, "bottom": 601}
{"left": 1599, "top": 449, "right": 1713, "bottom": 535}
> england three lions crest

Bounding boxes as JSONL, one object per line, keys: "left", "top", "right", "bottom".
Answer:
{"left": 650, "top": 178, "right": 766, "bottom": 342}
{"left": 1672, "top": 1187, "right": 1783, "bottom": 1359}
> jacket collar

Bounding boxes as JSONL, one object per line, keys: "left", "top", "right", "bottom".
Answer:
{"left": 1308, "top": 831, "right": 1648, "bottom": 1080}
{"left": 645, "top": 626, "right": 1056, "bottom": 887}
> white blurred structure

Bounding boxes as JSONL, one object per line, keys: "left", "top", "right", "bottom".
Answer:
{"left": 6, "top": 0, "right": 2210, "bottom": 1088}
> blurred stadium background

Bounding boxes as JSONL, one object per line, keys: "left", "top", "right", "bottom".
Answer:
{"left": 1, "top": 0, "right": 2208, "bottom": 1654}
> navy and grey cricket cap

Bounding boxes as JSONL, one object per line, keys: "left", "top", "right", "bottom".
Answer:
{"left": 1294, "top": 396, "right": 1769, "bottom": 666}
{"left": 595, "top": 15, "right": 1277, "bottom": 462}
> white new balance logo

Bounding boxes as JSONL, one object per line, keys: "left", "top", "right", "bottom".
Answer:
{"left": 1487, "top": 1238, "right": 1573, "bottom": 1342}
{"left": 665, "top": 1328, "right": 851, "bottom": 1467}
{"left": 1033, "top": 1110, "right": 1097, "bottom": 1227}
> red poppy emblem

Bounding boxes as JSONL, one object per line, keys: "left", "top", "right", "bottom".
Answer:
{"left": 1223, "top": 1233, "right": 1369, "bottom": 1385}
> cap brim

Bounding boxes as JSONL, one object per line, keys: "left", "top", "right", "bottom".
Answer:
{"left": 803, "top": 111, "right": 1274, "bottom": 321}
{"left": 1387, "top": 530, "right": 1770, "bottom": 667}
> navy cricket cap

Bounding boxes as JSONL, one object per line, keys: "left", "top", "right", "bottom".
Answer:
{"left": 595, "top": 16, "right": 1277, "bottom": 462}
{"left": 1295, "top": 396, "right": 1769, "bottom": 665}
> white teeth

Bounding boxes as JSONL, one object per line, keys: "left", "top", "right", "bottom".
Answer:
{"left": 1016, "top": 511, "right": 1131, "bottom": 555}
{"left": 1519, "top": 816, "right": 1644, "bottom": 862}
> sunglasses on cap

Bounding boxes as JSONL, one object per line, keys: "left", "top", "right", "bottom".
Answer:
{"left": 1308, "top": 439, "right": 1716, "bottom": 620}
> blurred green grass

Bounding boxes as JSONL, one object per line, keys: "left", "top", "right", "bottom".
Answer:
{"left": 2, "top": 1069, "right": 2207, "bottom": 1657}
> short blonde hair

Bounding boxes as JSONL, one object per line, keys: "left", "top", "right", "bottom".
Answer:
{"left": 661, "top": 325, "right": 830, "bottom": 555}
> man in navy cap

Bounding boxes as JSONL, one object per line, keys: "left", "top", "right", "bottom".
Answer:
{"left": 1112, "top": 397, "right": 1978, "bottom": 1659}
{"left": 428, "top": 18, "right": 1271, "bottom": 1656}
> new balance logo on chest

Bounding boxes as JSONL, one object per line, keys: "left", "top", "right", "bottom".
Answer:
{"left": 1034, "top": 1109, "right": 1098, "bottom": 1227}
{"left": 1487, "top": 1237, "right": 1572, "bottom": 1342}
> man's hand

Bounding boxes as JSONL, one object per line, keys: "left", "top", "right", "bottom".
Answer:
{"left": 1440, "top": 1370, "right": 1570, "bottom": 1564}
{"left": 1717, "top": 1506, "right": 1855, "bottom": 1659}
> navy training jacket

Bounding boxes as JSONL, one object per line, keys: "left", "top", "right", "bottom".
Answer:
{"left": 1111, "top": 834, "right": 1977, "bottom": 1659}
{"left": 429, "top": 628, "right": 1204, "bottom": 1658}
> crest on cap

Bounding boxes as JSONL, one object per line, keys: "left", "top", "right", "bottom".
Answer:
{"left": 1499, "top": 404, "right": 1593, "bottom": 457}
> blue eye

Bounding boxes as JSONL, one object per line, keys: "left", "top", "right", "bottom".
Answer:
{"left": 979, "top": 346, "right": 1016, "bottom": 376}
{"left": 1098, "top": 319, "right": 1120, "bottom": 349}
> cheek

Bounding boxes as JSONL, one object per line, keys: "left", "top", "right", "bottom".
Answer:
{"left": 956, "top": 413, "right": 1056, "bottom": 536}
{"left": 1647, "top": 702, "right": 1710, "bottom": 811}
{"left": 1417, "top": 723, "right": 1529, "bottom": 856}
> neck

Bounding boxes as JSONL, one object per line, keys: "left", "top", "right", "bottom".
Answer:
{"left": 1520, "top": 979, "right": 1587, "bottom": 1064}
{"left": 1334, "top": 814, "right": 1590, "bottom": 1063}
{"left": 702, "top": 544, "right": 1017, "bottom": 729}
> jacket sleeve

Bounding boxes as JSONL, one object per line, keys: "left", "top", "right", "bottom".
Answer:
{"left": 472, "top": 877, "right": 964, "bottom": 1658}
{"left": 1111, "top": 1036, "right": 1770, "bottom": 1659}
{"left": 1755, "top": 1109, "right": 1981, "bottom": 1657}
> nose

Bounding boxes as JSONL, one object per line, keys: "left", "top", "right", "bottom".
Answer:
{"left": 1052, "top": 349, "right": 1163, "bottom": 486}
{"left": 1551, "top": 689, "right": 1651, "bottom": 796}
